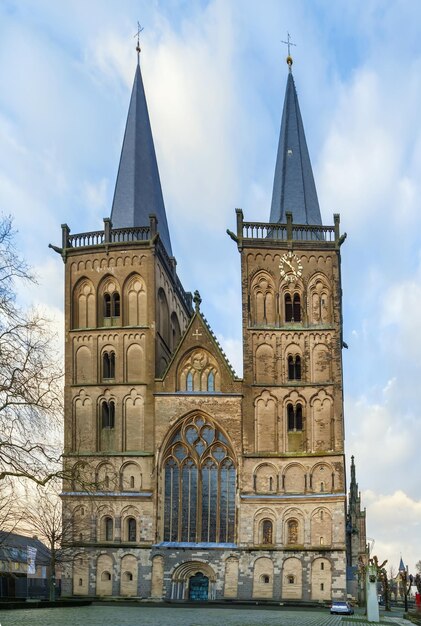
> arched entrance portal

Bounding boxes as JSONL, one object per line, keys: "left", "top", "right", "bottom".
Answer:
{"left": 188, "top": 573, "right": 209, "bottom": 600}
{"left": 171, "top": 561, "right": 216, "bottom": 600}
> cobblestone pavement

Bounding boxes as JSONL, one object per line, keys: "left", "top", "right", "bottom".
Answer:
{"left": 0, "top": 606, "right": 411, "bottom": 626}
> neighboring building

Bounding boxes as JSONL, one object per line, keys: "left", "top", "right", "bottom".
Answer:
{"left": 346, "top": 456, "right": 367, "bottom": 602}
{"left": 57, "top": 50, "right": 349, "bottom": 601}
{"left": 0, "top": 532, "right": 51, "bottom": 598}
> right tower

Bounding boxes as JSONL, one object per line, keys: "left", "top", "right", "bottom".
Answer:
{"left": 234, "top": 55, "right": 347, "bottom": 600}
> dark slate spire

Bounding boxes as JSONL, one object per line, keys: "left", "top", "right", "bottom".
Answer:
{"left": 349, "top": 455, "right": 358, "bottom": 503}
{"left": 269, "top": 63, "right": 322, "bottom": 226}
{"left": 111, "top": 59, "right": 172, "bottom": 256}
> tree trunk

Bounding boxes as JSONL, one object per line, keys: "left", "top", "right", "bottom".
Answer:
{"left": 49, "top": 543, "right": 56, "bottom": 602}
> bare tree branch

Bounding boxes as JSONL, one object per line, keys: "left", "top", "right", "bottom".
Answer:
{"left": 0, "top": 215, "right": 64, "bottom": 486}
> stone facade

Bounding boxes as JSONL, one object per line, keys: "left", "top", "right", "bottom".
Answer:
{"left": 59, "top": 210, "right": 348, "bottom": 602}
{"left": 58, "top": 58, "right": 349, "bottom": 603}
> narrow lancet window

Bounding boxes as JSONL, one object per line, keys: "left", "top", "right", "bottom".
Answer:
{"left": 293, "top": 293, "right": 301, "bottom": 321}
{"left": 207, "top": 371, "right": 215, "bottom": 392}
{"left": 101, "top": 400, "right": 115, "bottom": 429}
{"left": 285, "top": 294, "right": 293, "bottom": 322}
{"left": 287, "top": 403, "right": 303, "bottom": 431}
{"left": 102, "top": 351, "right": 115, "bottom": 379}
{"left": 186, "top": 372, "right": 193, "bottom": 392}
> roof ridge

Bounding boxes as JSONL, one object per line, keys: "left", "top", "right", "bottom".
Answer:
{"left": 199, "top": 311, "right": 237, "bottom": 377}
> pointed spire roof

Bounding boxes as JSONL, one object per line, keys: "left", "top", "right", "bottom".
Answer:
{"left": 111, "top": 60, "right": 172, "bottom": 256}
{"left": 269, "top": 66, "right": 322, "bottom": 226}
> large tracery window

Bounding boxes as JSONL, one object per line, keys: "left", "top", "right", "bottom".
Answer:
{"left": 163, "top": 414, "right": 236, "bottom": 544}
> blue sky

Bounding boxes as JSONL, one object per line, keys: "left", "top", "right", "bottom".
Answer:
{"left": 1, "top": 0, "right": 421, "bottom": 574}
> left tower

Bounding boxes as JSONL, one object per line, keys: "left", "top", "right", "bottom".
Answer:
{"left": 57, "top": 57, "right": 192, "bottom": 597}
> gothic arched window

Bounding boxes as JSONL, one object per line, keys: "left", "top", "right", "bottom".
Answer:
{"left": 127, "top": 517, "right": 136, "bottom": 542}
{"left": 285, "top": 292, "right": 302, "bottom": 322}
{"left": 287, "top": 519, "right": 298, "bottom": 544}
{"left": 287, "top": 403, "right": 303, "bottom": 431}
{"left": 207, "top": 372, "right": 215, "bottom": 392}
{"left": 163, "top": 414, "right": 236, "bottom": 544}
{"left": 104, "top": 293, "right": 111, "bottom": 318}
{"left": 287, "top": 355, "right": 301, "bottom": 380}
{"left": 112, "top": 293, "right": 120, "bottom": 317}
{"left": 285, "top": 294, "right": 293, "bottom": 322}
{"left": 102, "top": 351, "right": 115, "bottom": 379}
{"left": 104, "top": 516, "right": 113, "bottom": 541}
{"left": 186, "top": 371, "right": 193, "bottom": 392}
{"left": 262, "top": 519, "right": 273, "bottom": 544}
{"left": 293, "top": 293, "right": 301, "bottom": 321}
{"left": 170, "top": 312, "right": 181, "bottom": 350}
{"left": 103, "top": 292, "right": 120, "bottom": 319}
{"left": 101, "top": 400, "right": 115, "bottom": 429}
{"left": 100, "top": 281, "right": 121, "bottom": 327}
{"left": 157, "top": 288, "right": 170, "bottom": 346}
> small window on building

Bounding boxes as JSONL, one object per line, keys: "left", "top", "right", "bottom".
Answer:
{"left": 287, "top": 575, "right": 295, "bottom": 584}
{"left": 186, "top": 371, "right": 193, "bottom": 392}
{"left": 320, "top": 481, "right": 325, "bottom": 492}
{"left": 320, "top": 537, "right": 324, "bottom": 545}
{"left": 288, "top": 355, "right": 301, "bottom": 380}
{"left": 295, "top": 355, "right": 301, "bottom": 380}
{"left": 123, "top": 571, "right": 133, "bottom": 582}
{"left": 287, "top": 403, "right": 303, "bottom": 431}
{"left": 104, "top": 517, "right": 113, "bottom": 541}
{"left": 321, "top": 583, "right": 324, "bottom": 591}
{"left": 103, "top": 291, "right": 120, "bottom": 324}
{"left": 127, "top": 517, "right": 137, "bottom": 542}
{"left": 79, "top": 578, "right": 83, "bottom": 586}
{"left": 102, "top": 351, "right": 116, "bottom": 379}
{"left": 321, "top": 562, "right": 325, "bottom": 571}
{"left": 285, "top": 293, "right": 293, "bottom": 322}
{"left": 293, "top": 293, "right": 301, "bottom": 321}
{"left": 262, "top": 519, "right": 273, "bottom": 545}
{"left": 287, "top": 519, "right": 299, "bottom": 544}
{"left": 207, "top": 371, "right": 215, "bottom": 392}
{"left": 130, "top": 475, "right": 135, "bottom": 489}
{"left": 112, "top": 293, "right": 120, "bottom": 317}
{"left": 261, "top": 575, "right": 270, "bottom": 584}
{"left": 101, "top": 571, "right": 111, "bottom": 581}
{"left": 101, "top": 400, "right": 115, "bottom": 429}
{"left": 104, "top": 293, "right": 111, "bottom": 318}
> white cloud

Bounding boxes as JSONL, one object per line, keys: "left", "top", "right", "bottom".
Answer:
{"left": 363, "top": 490, "right": 421, "bottom": 573}
{"left": 82, "top": 177, "right": 109, "bottom": 212}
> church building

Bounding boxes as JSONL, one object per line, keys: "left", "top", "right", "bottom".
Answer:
{"left": 56, "top": 47, "right": 351, "bottom": 601}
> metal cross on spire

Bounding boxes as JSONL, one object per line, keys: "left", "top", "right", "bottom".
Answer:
{"left": 281, "top": 32, "right": 296, "bottom": 69}
{"left": 134, "top": 22, "right": 144, "bottom": 58}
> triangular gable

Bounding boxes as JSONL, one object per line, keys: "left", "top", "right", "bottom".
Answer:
{"left": 159, "top": 307, "right": 239, "bottom": 388}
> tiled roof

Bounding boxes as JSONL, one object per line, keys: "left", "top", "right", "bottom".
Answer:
{"left": 0, "top": 531, "right": 50, "bottom": 565}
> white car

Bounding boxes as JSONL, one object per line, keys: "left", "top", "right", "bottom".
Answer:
{"left": 330, "top": 601, "right": 354, "bottom": 615}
